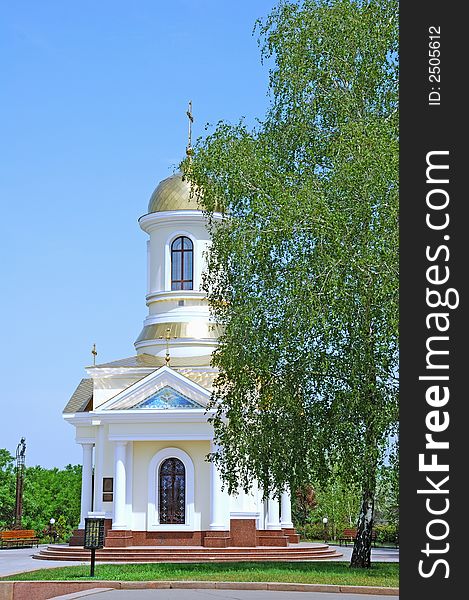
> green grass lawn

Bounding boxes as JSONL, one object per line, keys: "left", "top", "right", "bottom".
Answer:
{"left": 1, "top": 561, "right": 399, "bottom": 587}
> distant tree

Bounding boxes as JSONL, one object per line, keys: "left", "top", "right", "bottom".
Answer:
{"left": 311, "top": 476, "right": 361, "bottom": 540}
{"left": 186, "top": 0, "right": 398, "bottom": 568}
{"left": 292, "top": 473, "right": 361, "bottom": 540}
{"left": 54, "top": 514, "right": 68, "bottom": 543}
{"left": 0, "top": 449, "right": 15, "bottom": 528}
{"left": 294, "top": 484, "right": 318, "bottom": 526}
{"left": 22, "top": 464, "right": 81, "bottom": 535}
{"left": 0, "top": 450, "right": 81, "bottom": 537}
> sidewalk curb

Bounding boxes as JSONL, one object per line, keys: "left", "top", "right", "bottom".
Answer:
{"left": 0, "top": 580, "right": 399, "bottom": 599}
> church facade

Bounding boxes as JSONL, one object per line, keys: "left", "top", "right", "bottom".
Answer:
{"left": 64, "top": 170, "right": 297, "bottom": 548}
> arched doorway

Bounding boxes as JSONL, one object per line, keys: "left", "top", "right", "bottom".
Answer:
{"left": 159, "top": 457, "right": 186, "bottom": 524}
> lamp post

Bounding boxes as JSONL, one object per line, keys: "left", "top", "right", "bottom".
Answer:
{"left": 322, "top": 516, "right": 328, "bottom": 544}
{"left": 14, "top": 438, "right": 26, "bottom": 529}
{"left": 49, "top": 518, "right": 56, "bottom": 544}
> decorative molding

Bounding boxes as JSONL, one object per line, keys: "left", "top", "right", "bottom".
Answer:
{"left": 85, "top": 367, "right": 155, "bottom": 379}
{"left": 135, "top": 339, "right": 216, "bottom": 351}
{"left": 139, "top": 211, "right": 221, "bottom": 233}
{"left": 147, "top": 447, "right": 195, "bottom": 531}
{"left": 65, "top": 410, "right": 215, "bottom": 426}
{"left": 145, "top": 291, "right": 207, "bottom": 304}
{"left": 143, "top": 310, "right": 212, "bottom": 326}
{"left": 109, "top": 433, "right": 212, "bottom": 442}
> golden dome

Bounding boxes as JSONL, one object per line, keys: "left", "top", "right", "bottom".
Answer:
{"left": 148, "top": 172, "right": 200, "bottom": 213}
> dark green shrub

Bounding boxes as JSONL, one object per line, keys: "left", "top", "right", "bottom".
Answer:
{"left": 296, "top": 523, "right": 330, "bottom": 541}
{"left": 374, "top": 523, "right": 399, "bottom": 545}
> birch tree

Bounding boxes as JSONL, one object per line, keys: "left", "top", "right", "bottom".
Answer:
{"left": 186, "top": 0, "right": 398, "bottom": 568}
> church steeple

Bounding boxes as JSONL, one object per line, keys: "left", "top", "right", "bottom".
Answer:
{"left": 134, "top": 109, "right": 221, "bottom": 365}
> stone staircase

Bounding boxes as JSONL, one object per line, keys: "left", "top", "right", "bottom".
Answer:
{"left": 34, "top": 543, "right": 342, "bottom": 563}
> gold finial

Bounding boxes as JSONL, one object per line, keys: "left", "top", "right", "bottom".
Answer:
{"left": 158, "top": 327, "right": 177, "bottom": 367}
{"left": 186, "top": 100, "right": 194, "bottom": 157}
{"left": 91, "top": 343, "right": 97, "bottom": 366}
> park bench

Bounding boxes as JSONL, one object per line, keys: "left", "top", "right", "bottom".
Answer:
{"left": 338, "top": 527, "right": 377, "bottom": 547}
{"left": 0, "top": 530, "right": 39, "bottom": 549}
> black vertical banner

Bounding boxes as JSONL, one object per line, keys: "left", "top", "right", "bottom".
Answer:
{"left": 400, "top": 2, "right": 465, "bottom": 598}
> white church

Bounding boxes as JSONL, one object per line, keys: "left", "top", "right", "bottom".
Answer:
{"left": 62, "top": 162, "right": 300, "bottom": 549}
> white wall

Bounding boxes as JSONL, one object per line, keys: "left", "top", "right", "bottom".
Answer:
{"left": 92, "top": 375, "right": 147, "bottom": 409}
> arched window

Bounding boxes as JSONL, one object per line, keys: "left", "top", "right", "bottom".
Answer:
{"left": 171, "top": 236, "right": 193, "bottom": 290}
{"left": 159, "top": 457, "right": 186, "bottom": 524}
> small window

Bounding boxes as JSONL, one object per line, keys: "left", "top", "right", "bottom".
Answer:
{"left": 171, "top": 236, "right": 193, "bottom": 290}
{"left": 103, "top": 477, "right": 113, "bottom": 502}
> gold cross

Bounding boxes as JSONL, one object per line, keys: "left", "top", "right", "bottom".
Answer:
{"left": 91, "top": 343, "right": 97, "bottom": 366}
{"left": 158, "top": 327, "right": 177, "bottom": 366}
{"left": 186, "top": 100, "right": 194, "bottom": 156}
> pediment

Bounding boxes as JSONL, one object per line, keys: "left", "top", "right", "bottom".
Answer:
{"left": 133, "top": 386, "right": 204, "bottom": 410}
{"left": 96, "top": 366, "right": 211, "bottom": 412}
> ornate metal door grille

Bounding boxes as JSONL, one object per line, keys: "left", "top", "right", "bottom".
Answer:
{"left": 159, "top": 458, "right": 186, "bottom": 524}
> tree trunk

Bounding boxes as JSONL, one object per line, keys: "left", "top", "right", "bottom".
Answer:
{"left": 350, "top": 485, "right": 375, "bottom": 568}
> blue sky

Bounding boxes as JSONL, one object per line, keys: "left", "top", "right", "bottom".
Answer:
{"left": 0, "top": 0, "right": 277, "bottom": 468}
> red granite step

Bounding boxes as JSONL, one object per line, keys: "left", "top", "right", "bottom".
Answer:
{"left": 34, "top": 544, "right": 342, "bottom": 562}
{"left": 36, "top": 546, "right": 338, "bottom": 555}
{"left": 256, "top": 535, "right": 289, "bottom": 547}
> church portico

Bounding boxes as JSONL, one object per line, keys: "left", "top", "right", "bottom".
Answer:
{"left": 69, "top": 396, "right": 295, "bottom": 548}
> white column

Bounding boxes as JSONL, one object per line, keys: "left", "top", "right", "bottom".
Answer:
{"left": 125, "top": 442, "right": 133, "bottom": 528}
{"left": 112, "top": 441, "right": 127, "bottom": 530}
{"left": 280, "top": 491, "right": 294, "bottom": 528}
{"left": 266, "top": 493, "right": 281, "bottom": 530}
{"left": 79, "top": 443, "right": 94, "bottom": 528}
{"left": 209, "top": 441, "right": 229, "bottom": 530}
{"left": 93, "top": 426, "right": 105, "bottom": 513}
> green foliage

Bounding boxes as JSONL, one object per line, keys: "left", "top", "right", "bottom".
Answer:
{"left": 0, "top": 451, "right": 81, "bottom": 539}
{"left": 295, "top": 523, "right": 328, "bottom": 541}
{"left": 293, "top": 484, "right": 318, "bottom": 526}
{"left": 0, "top": 449, "right": 15, "bottom": 527}
{"left": 297, "top": 522, "right": 398, "bottom": 546}
{"left": 374, "top": 523, "right": 398, "bottom": 545}
{"left": 292, "top": 475, "right": 361, "bottom": 540}
{"left": 185, "top": 0, "right": 398, "bottom": 568}
{"left": 375, "top": 458, "right": 399, "bottom": 527}
{"left": 22, "top": 464, "right": 81, "bottom": 539}
{"left": 54, "top": 514, "right": 70, "bottom": 543}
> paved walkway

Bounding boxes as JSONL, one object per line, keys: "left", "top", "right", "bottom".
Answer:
{"left": 0, "top": 545, "right": 85, "bottom": 578}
